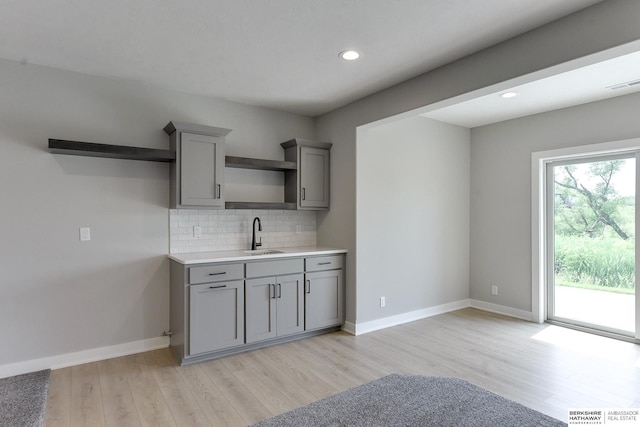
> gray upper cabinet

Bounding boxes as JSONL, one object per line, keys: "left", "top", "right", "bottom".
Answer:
{"left": 164, "top": 121, "right": 231, "bottom": 209}
{"left": 282, "top": 139, "right": 332, "bottom": 210}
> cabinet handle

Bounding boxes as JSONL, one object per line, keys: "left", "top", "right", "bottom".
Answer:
{"left": 305, "top": 280, "right": 311, "bottom": 294}
{"left": 216, "top": 184, "right": 221, "bottom": 199}
{"left": 302, "top": 187, "right": 306, "bottom": 200}
{"left": 277, "top": 283, "right": 282, "bottom": 299}
{"left": 209, "top": 284, "right": 226, "bottom": 289}
{"left": 318, "top": 262, "right": 331, "bottom": 265}
{"left": 209, "top": 272, "right": 226, "bottom": 276}
{"left": 270, "top": 284, "right": 276, "bottom": 299}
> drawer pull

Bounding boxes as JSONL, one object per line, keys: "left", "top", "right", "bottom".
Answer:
{"left": 209, "top": 284, "right": 227, "bottom": 289}
{"left": 209, "top": 272, "right": 226, "bottom": 276}
{"left": 318, "top": 262, "right": 331, "bottom": 265}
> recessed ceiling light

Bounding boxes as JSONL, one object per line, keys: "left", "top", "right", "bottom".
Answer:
{"left": 500, "top": 92, "right": 518, "bottom": 99}
{"left": 339, "top": 50, "right": 360, "bottom": 61}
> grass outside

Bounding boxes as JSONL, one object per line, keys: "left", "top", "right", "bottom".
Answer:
{"left": 555, "top": 278, "right": 635, "bottom": 295}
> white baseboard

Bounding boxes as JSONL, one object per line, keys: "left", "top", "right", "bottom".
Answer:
{"left": 1, "top": 301, "right": 532, "bottom": 378}
{"left": 342, "top": 321, "right": 357, "bottom": 335}
{"left": 469, "top": 299, "right": 532, "bottom": 321}
{"left": 342, "top": 299, "right": 532, "bottom": 336}
{"left": 0, "top": 336, "right": 170, "bottom": 379}
{"left": 346, "top": 299, "right": 471, "bottom": 336}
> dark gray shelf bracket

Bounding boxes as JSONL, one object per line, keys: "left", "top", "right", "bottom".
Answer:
{"left": 49, "top": 139, "right": 176, "bottom": 162}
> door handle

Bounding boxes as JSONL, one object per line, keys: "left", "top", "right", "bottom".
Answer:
{"left": 216, "top": 184, "right": 222, "bottom": 199}
{"left": 270, "top": 284, "right": 276, "bottom": 299}
{"left": 305, "top": 280, "right": 310, "bottom": 294}
{"left": 302, "top": 187, "right": 306, "bottom": 200}
{"left": 277, "top": 283, "right": 282, "bottom": 298}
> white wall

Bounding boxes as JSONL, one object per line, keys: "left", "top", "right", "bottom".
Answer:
{"left": 316, "top": 0, "right": 640, "bottom": 326}
{"left": 357, "top": 117, "right": 470, "bottom": 323}
{"left": 470, "top": 91, "right": 640, "bottom": 312}
{"left": 0, "top": 58, "right": 314, "bottom": 373}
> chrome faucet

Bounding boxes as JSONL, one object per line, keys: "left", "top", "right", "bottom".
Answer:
{"left": 251, "top": 217, "right": 262, "bottom": 250}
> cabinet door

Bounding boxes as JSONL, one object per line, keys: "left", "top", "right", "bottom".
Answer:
{"left": 275, "top": 273, "right": 304, "bottom": 337}
{"left": 245, "top": 277, "right": 277, "bottom": 343}
{"left": 180, "top": 132, "right": 225, "bottom": 208}
{"left": 189, "top": 280, "right": 244, "bottom": 355}
{"left": 305, "top": 269, "right": 343, "bottom": 330}
{"left": 299, "top": 146, "right": 329, "bottom": 209}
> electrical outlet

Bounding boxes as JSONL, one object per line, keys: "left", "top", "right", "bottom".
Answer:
{"left": 491, "top": 285, "right": 498, "bottom": 295}
{"left": 79, "top": 227, "right": 91, "bottom": 242}
{"left": 193, "top": 225, "right": 202, "bottom": 238}
{"left": 380, "top": 296, "right": 386, "bottom": 307}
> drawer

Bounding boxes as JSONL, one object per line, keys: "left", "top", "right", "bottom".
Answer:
{"left": 305, "top": 255, "right": 343, "bottom": 272}
{"left": 189, "top": 263, "right": 244, "bottom": 284}
{"left": 245, "top": 258, "right": 304, "bottom": 278}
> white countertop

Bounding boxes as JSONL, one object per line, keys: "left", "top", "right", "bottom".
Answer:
{"left": 168, "top": 246, "right": 347, "bottom": 265}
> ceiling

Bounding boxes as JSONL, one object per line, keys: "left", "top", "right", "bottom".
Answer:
{"left": 0, "top": 0, "right": 612, "bottom": 118}
{"left": 421, "top": 49, "right": 640, "bottom": 127}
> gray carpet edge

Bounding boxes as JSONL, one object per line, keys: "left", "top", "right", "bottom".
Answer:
{"left": 251, "top": 374, "right": 567, "bottom": 427}
{"left": 0, "top": 369, "right": 50, "bottom": 427}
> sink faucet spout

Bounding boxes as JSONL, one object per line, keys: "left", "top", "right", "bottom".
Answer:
{"left": 251, "top": 217, "right": 262, "bottom": 250}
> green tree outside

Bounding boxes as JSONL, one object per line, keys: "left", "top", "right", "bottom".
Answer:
{"left": 554, "top": 159, "right": 635, "bottom": 293}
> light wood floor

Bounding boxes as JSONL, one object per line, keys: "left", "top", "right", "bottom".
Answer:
{"left": 44, "top": 308, "right": 640, "bottom": 426}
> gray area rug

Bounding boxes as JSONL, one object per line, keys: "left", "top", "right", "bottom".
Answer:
{"left": 0, "top": 370, "right": 50, "bottom": 427}
{"left": 253, "top": 374, "right": 566, "bottom": 427}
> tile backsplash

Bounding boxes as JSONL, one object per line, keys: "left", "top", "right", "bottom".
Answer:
{"left": 169, "top": 209, "right": 317, "bottom": 253}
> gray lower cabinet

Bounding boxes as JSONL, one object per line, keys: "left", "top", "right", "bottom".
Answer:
{"left": 170, "top": 253, "right": 344, "bottom": 365}
{"left": 189, "top": 280, "right": 244, "bottom": 355}
{"left": 245, "top": 273, "right": 304, "bottom": 343}
{"left": 305, "top": 255, "right": 344, "bottom": 331}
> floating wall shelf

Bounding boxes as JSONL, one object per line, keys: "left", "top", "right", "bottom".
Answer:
{"left": 225, "top": 156, "right": 298, "bottom": 209}
{"left": 225, "top": 201, "right": 297, "bottom": 210}
{"left": 48, "top": 139, "right": 175, "bottom": 162}
{"left": 225, "top": 155, "right": 296, "bottom": 171}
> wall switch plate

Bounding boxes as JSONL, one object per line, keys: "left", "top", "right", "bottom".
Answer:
{"left": 193, "top": 225, "right": 202, "bottom": 238}
{"left": 491, "top": 285, "right": 498, "bottom": 295}
{"left": 380, "top": 296, "right": 386, "bottom": 307}
{"left": 79, "top": 227, "right": 91, "bottom": 242}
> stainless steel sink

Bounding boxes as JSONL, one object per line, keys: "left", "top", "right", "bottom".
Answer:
{"left": 244, "top": 249, "right": 283, "bottom": 255}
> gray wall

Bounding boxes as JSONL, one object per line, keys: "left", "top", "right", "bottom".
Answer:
{"left": 316, "top": 0, "right": 640, "bottom": 326}
{"left": 356, "top": 117, "right": 469, "bottom": 322}
{"left": 0, "top": 58, "right": 314, "bottom": 366}
{"left": 4, "top": 0, "right": 640, "bottom": 367}
{"left": 470, "top": 91, "right": 640, "bottom": 312}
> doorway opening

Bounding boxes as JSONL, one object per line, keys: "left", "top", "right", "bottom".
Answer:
{"left": 546, "top": 155, "right": 636, "bottom": 337}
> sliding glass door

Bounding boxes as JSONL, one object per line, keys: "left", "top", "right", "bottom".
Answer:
{"left": 546, "top": 154, "right": 637, "bottom": 337}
